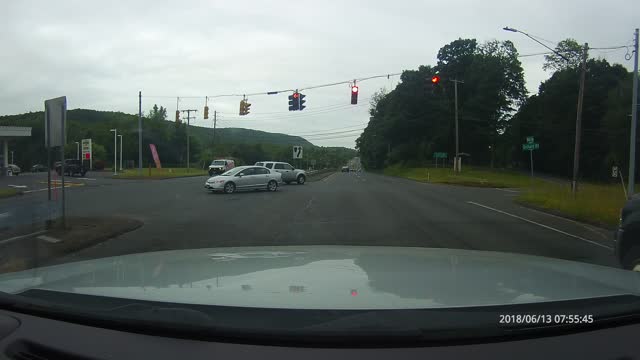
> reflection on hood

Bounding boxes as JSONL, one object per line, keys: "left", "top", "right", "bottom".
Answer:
{"left": 0, "top": 246, "right": 639, "bottom": 310}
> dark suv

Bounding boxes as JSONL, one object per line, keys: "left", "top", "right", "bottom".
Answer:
{"left": 55, "top": 159, "right": 88, "bottom": 177}
{"left": 615, "top": 195, "right": 640, "bottom": 270}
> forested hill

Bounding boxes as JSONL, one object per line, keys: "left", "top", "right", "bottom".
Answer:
{"left": 1, "top": 108, "right": 356, "bottom": 168}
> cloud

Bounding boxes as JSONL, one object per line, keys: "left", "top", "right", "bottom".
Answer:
{"left": 1, "top": 0, "right": 638, "bottom": 148}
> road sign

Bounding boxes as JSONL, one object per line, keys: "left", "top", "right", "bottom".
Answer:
{"left": 522, "top": 143, "right": 539, "bottom": 151}
{"left": 81, "top": 138, "right": 92, "bottom": 170}
{"left": 612, "top": 166, "right": 619, "bottom": 178}
{"left": 293, "top": 146, "right": 303, "bottom": 159}
{"left": 433, "top": 152, "right": 448, "bottom": 159}
{"left": 44, "top": 96, "right": 66, "bottom": 147}
{"left": 526, "top": 136, "right": 534, "bottom": 144}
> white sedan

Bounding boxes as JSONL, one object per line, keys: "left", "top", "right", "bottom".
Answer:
{"left": 204, "top": 166, "right": 282, "bottom": 194}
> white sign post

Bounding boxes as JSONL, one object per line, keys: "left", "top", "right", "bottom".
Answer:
{"left": 44, "top": 96, "right": 67, "bottom": 228}
{"left": 81, "top": 138, "right": 92, "bottom": 170}
{"left": 293, "top": 146, "right": 303, "bottom": 159}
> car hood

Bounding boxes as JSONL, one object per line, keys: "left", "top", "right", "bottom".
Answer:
{"left": 0, "top": 246, "right": 638, "bottom": 310}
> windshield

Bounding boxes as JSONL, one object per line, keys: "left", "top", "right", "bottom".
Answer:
{"left": 220, "top": 167, "right": 242, "bottom": 176}
{"left": 1, "top": 0, "right": 639, "bottom": 343}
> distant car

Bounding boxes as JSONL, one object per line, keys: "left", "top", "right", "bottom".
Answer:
{"left": 341, "top": 166, "right": 350, "bottom": 172}
{"left": 7, "top": 164, "right": 20, "bottom": 175}
{"left": 54, "top": 159, "right": 87, "bottom": 177}
{"left": 30, "top": 164, "right": 47, "bottom": 172}
{"left": 208, "top": 159, "right": 235, "bottom": 176}
{"left": 615, "top": 195, "right": 640, "bottom": 270}
{"left": 205, "top": 166, "right": 281, "bottom": 194}
{"left": 254, "top": 161, "right": 306, "bottom": 185}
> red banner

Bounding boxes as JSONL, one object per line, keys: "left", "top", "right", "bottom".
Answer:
{"left": 149, "top": 144, "right": 162, "bottom": 169}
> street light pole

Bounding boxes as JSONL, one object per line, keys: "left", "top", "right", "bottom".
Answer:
{"left": 74, "top": 142, "right": 79, "bottom": 160}
{"left": 451, "top": 79, "right": 464, "bottom": 172}
{"left": 10, "top": 151, "right": 13, "bottom": 165}
{"left": 110, "top": 129, "right": 117, "bottom": 175}
{"left": 118, "top": 134, "right": 123, "bottom": 171}
{"left": 571, "top": 43, "right": 589, "bottom": 195}
{"left": 629, "top": 28, "right": 639, "bottom": 199}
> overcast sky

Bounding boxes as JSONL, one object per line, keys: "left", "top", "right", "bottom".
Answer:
{"left": 1, "top": 0, "right": 638, "bottom": 148}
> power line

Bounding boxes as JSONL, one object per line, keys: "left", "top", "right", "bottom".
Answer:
{"left": 141, "top": 72, "right": 401, "bottom": 100}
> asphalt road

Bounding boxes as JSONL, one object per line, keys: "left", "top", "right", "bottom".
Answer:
{"left": 0, "top": 169, "right": 617, "bottom": 268}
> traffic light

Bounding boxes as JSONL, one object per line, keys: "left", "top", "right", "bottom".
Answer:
{"left": 351, "top": 85, "right": 359, "bottom": 104}
{"left": 299, "top": 93, "right": 306, "bottom": 111}
{"left": 431, "top": 75, "right": 441, "bottom": 84}
{"left": 288, "top": 92, "right": 300, "bottom": 111}
{"left": 204, "top": 105, "right": 209, "bottom": 119}
{"left": 175, "top": 110, "right": 180, "bottom": 122}
{"left": 239, "top": 100, "right": 251, "bottom": 115}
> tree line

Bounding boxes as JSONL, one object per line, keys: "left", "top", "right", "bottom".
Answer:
{"left": 356, "top": 38, "right": 637, "bottom": 181}
{"left": 1, "top": 107, "right": 357, "bottom": 170}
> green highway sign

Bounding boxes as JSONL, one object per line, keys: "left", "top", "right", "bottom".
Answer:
{"left": 522, "top": 143, "right": 540, "bottom": 151}
{"left": 526, "top": 136, "right": 534, "bottom": 144}
{"left": 433, "top": 152, "right": 448, "bottom": 159}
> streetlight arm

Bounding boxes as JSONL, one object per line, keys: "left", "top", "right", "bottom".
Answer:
{"left": 503, "top": 26, "right": 570, "bottom": 62}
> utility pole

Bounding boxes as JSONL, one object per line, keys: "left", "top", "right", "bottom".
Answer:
{"left": 138, "top": 91, "right": 142, "bottom": 175}
{"left": 629, "top": 29, "right": 639, "bottom": 199}
{"left": 118, "top": 134, "right": 123, "bottom": 171}
{"left": 181, "top": 109, "right": 197, "bottom": 172}
{"left": 571, "top": 43, "right": 589, "bottom": 195}
{"left": 212, "top": 110, "right": 217, "bottom": 153}
{"left": 451, "top": 79, "right": 464, "bottom": 172}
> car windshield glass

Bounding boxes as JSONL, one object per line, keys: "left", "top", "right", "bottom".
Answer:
{"left": 221, "top": 168, "right": 242, "bottom": 176}
{"left": 1, "top": 1, "right": 639, "bottom": 342}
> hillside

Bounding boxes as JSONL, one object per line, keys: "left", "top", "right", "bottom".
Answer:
{"left": 1, "top": 109, "right": 356, "bottom": 168}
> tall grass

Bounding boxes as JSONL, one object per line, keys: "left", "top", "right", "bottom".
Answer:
{"left": 385, "top": 164, "right": 630, "bottom": 228}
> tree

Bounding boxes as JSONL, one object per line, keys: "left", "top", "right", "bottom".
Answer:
{"left": 543, "top": 38, "right": 584, "bottom": 72}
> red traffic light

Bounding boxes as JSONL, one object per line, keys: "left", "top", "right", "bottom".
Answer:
{"left": 351, "top": 85, "right": 359, "bottom": 93}
{"left": 431, "top": 75, "right": 440, "bottom": 84}
{"left": 293, "top": 92, "right": 300, "bottom": 99}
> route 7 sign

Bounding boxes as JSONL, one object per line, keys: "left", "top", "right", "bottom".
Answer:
{"left": 293, "top": 146, "right": 303, "bottom": 159}
{"left": 522, "top": 143, "right": 539, "bottom": 151}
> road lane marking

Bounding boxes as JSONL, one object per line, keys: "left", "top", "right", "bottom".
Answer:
{"left": 518, "top": 205, "right": 611, "bottom": 241}
{"left": 37, "top": 235, "right": 62, "bottom": 243}
{"left": 23, "top": 185, "right": 80, "bottom": 193}
{"left": 467, "top": 201, "right": 613, "bottom": 250}
{"left": 494, "top": 188, "right": 519, "bottom": 193}
{"left": 8, "top": 185, "right": 28, "bottom": 188}
{"left": 77, "top": 177, "right": 96, "bottom": 180}
{"left": 0, "top": 230, "right": 47, "bottom": 245}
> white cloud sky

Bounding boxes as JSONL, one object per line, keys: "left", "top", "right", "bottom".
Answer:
{"left": 1, "top": 0, "right": 638, "bottom": 148}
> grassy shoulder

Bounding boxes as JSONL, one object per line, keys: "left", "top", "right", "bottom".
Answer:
{"left": 113, "top": 168, "right": 208, "bottom": 179}
{"left": 384, "top": 164, "right": 547, "bottom": 188}
{"left": 0, "top": 188, "right": 20, "bottom": 199}
{"left": 384, "top": 164, "right": 628, "bottom": 228}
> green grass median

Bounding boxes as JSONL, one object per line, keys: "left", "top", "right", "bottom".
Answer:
{"left": 113, "top": 168, "right": 208, "bottom": 179}
{"left": 0, "top": 188, "right": 20, "bottom": 199}
{"left": 384, "top": 165, "right": 630, "bottom": 228}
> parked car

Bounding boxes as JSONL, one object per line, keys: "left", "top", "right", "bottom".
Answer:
{"left": 254, "top": 161, "right": 306, "bottom": 185}
{"left": 54, "top": 159, "right": 87, "bottom": 177}
{"left": 615, "top": 195, "right": 640, "bottom": 270}
{"left": 204, "top": 166, "right": 281, "bottom": 194}
{"left": 7, "top": 164, "right": 21, "bottom": 175}
{"left": 30, "top": 164, "right": 47, "bottom": 172}
{"left": 208, "top": 159, "right": 235, "bottom": 176}
{"left": 341, "top": 166, "right": 350, "bottom": 172}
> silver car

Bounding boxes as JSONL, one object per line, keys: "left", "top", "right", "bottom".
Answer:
{"left": 254, "top": 161, "right": 306, "bottom": 184}
{"left": 204, "top": 166, "right": 281, "bottom": 194}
